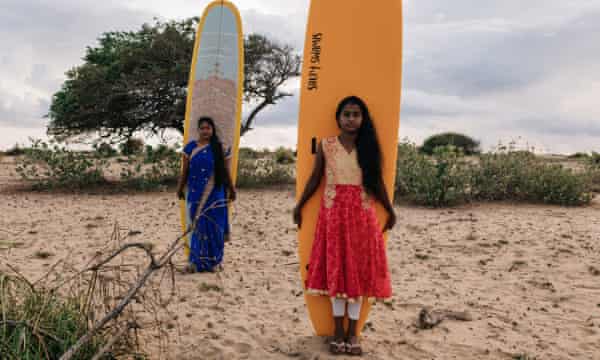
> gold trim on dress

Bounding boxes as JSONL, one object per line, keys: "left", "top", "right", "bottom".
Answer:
{"left": 305, "top": 288, "right": 391, "bottom": 304}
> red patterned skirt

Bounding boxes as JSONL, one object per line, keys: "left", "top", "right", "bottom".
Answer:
{"left": 305, "top": 184, "right": 392, "bottom": 302}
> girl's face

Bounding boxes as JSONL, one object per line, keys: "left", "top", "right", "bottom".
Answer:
{"left": 198, "top": 121, "right": 214, "bottom": 141}
{"left": 338, "top": 103, "right": 363, "bottom": 133}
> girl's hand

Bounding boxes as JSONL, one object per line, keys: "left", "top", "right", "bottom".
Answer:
{"left": 228, "top": 187, "right": 237, "bottom": 202}
{"left": 177, "top": 189, "right": 185, "bottom": 200}
{"left": 293, "top": 206, "right": 302, "bottom": 228}
{"left": 383, "top": 210, "right": 396, "bottom": 232}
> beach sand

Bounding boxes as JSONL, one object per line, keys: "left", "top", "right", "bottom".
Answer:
{"left": 1, "top": 157, "right": 599, "bottom": 359}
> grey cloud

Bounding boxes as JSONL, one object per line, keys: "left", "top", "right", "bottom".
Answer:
{"left": 405, "top": 11, "right": 600, "bottom": 96}
{"left": 241, "top": 8, "right": 306, "bottom": 51}
{"left": 243, "top": 92, "right": 300, "bottom": 127}
{"left": 0, "top": 94, "right": 50, "bottom": 128}
{"left": 0, "top": 0, "right": 154, "bottom": 127}
{"left": 516, "top": 116, "right": 600, "bottom": 137}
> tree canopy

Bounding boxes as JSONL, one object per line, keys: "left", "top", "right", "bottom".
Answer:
{"left": 48, "top": 18, "right": 301, "bottom": 143}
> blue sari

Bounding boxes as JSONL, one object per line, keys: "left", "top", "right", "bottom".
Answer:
{"left": 183, "top": 141, "right": 230, "bottom": 271}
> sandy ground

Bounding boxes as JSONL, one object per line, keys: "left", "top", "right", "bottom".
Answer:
{"left": 1, "top": 156, "right": 600, "bottom": 360}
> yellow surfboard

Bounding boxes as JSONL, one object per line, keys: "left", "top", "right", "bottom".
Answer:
{"left": 296, "top": 0, "right": 403, "bottom": 336}
{"left": 180, "top": 0, "right": 244, "bottom": 253}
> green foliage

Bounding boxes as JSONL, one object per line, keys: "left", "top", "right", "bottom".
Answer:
{"left": 48, "top": 19, "right": 301, "bottom": 142}
{"left": 119, "top": 146, "right": 180, "bottom": 190}
{"left": 586, "top": 161, "right": 600, "bottom": 193}
{"left": 523, "top": 163, "right": 592, "bottom": 205}
{"left": 472, "top": 151, "right": 537, "bottom": 201}
{"left": 0, "top": 273, "right": 104, "bottom": 359}
{"left": 14, "top": 139, "right": 181, "bottom": 191}
{"left": 274, "top": 147, "right": 295, "bottom": 164}
{"left": 93, "top": 142, "right": 118, "bottom": 157}
{"left": 568, "top": 152, "right": 588, "bottom": 159}
{"left": 421, "top": 132, "right": 481, "bottom": 155}
{"left": 396, "top": 142, "right": 473, "bottom": 207}
{"left": 144, "top": 144, "right": 176, "bottom": 164}
{"left": 48, "top": 19, "right": 196, "bottom": 141}
{"left": 3, "top": 144, "right": 27, "bottom": 156}
{"left": 590, "top": 151, "right": 600, "bottom": 166}
{"left": 119, "top": 138, "right": 145, "bottom": 156}
{"left": 15, "top": 140, "right": 108, "bottom": 189}
{"left": 396, "top": 140, "right": 594, "bottom": 207}
{"left": 473, "top": 151, "right": 593, "bottom": 205}
{"left": 237, "top": 157, "right": 294, "bottom": 188}
{"left": 239, "top": 147, "right": 261, "bottom": 160}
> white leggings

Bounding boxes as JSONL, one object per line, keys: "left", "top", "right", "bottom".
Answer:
{"left": 331, "top": 298, "right": 363, "bottom": 320}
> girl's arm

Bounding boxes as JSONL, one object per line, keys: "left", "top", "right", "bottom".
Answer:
{"left": 375, "top": 176, "right": 396, "bottom": 231}
{"left": 177, "top": 154, "right": 190, "bottom": 199}
{"left": 224, "top": 156, "right": 236, "bottom": 202}
{"left": 293, "top": 141, "right": 325, "bottom": 227}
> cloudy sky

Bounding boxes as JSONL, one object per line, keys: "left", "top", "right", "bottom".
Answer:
{"left": 1, "top": 0, "right": 599, "bottom": 153}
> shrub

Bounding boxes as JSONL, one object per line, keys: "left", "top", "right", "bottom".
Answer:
{"left": 3, "top": 144, "right": 27, "bottom": 156}
{"left": 119, "top": 138, "right": 145, "bottom": 156}
{"left": 395, "top": 142, "right": 473, "bottom": 207}
{"left": 236, "top": 157, "right": 295, "bottom": 188}
{"left": 15, "top": 139, "right": 108, "bottom": 189}
{"left": 472, "top": 151, "right": 593, "bottom": 205}
{"left": 94, "top": 142, "right": 118, "bottom": 157}
{"left": 144, "top": 144, "right": 176, "bottom": 164}
{"left": 472, "top": 151, "right": 537, "bottom": 201}
{"left": 421, "top": 132, "right": 481, "bottom": 155}
{"left": 274, "top": 147, "right": 295, "bottom": 164}
{"left": 568, "top": 152, "right": 588, "bottom": 159}
{"left": 239, "top": 147, "right": 261, "bottom": 160}
{"left": 121, "top": 146, "right": 180, "bottom": 190}
{"left": 590, "top": 152, "right": 600, "bottom": 166}
{"left": 396, "top": 140, "right": 593, "bottom": 207}
{"left": 522, "top": 163, "right": 592, "bottom": 205}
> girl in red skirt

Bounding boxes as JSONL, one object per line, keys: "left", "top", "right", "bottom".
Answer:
{"left": 293, "top": 96, "right": 396, "bottom": 355}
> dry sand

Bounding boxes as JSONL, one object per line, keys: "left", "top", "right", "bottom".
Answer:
{"left": 1, "top": 157, "right": 600, "bottom": 359}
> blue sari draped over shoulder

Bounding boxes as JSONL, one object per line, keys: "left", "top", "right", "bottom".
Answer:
{"left": 183, "top": 141, "right": 231, "bottom": 271}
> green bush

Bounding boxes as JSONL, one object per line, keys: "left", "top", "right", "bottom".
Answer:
{"left": 121, "top": 146, "right": 180, "bottom": 190}
{"left": 522, "top": 163, "right": 592, "bottom": 205}
{"left": 590, "top": 152, "right": 600, "bottom": 166}
{"left": 15, "top": 140, "right": 108, "bottom": 189}
{"left": 586, "top": 163, "right": 600, "bottom": 193}
{"left": 396, "top": 140, "right": 594, "bottom": 207}
{"left": 274, "top": 147, "right": 295, "bottom": 164}
{"left": 239, "top": 147, "right": 261, "bottom": 160}
{"left": 94, "top": 142, "right": 118, "bottom": 157}
{"left": 396, "top": 142, "right": 473, "bottom": 207}
{"left": 119, "top": 138, "right": 145, "bottom": 156}
{"left": 421, "top": 132, "right": 481, "bottom": 155}
{"left": 473, "top": 151, "right": 593, "bottom": 205}
{"left": 237, "top": 157, "right": 295, "bottom": 188}
{"left": 3, "top": 144, "right": 27, "bottom": 156}
{"left": 472, "top": 151, "right": 537, "bottom": 201}
{"left": 568, "top": 152, "right": 588, "bottom": 159}
{"left": 144, "top": 144, "right": 176, "bottom": 164}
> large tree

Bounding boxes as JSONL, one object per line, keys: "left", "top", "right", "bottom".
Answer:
{"left": 48, "top": 18, "right": 301, "bottom": 142}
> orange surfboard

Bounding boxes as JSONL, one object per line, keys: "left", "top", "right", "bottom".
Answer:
{"left": 296, "top": 0, "right": 403, "bottom": 336}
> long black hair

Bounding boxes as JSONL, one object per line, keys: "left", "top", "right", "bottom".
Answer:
{"left": 335, "top": 96, "right": 384, "bottom": 196}
{"left": 198, "top": 117, "right": 228, "bottom": 188}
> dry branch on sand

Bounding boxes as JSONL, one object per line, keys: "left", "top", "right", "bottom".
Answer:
{"left": 1, "top": 201, "right": 227, "bottom": 360}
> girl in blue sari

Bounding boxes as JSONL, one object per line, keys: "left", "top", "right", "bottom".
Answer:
{"left": 177, "top": 117, "right": 236, "bottom": 272}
